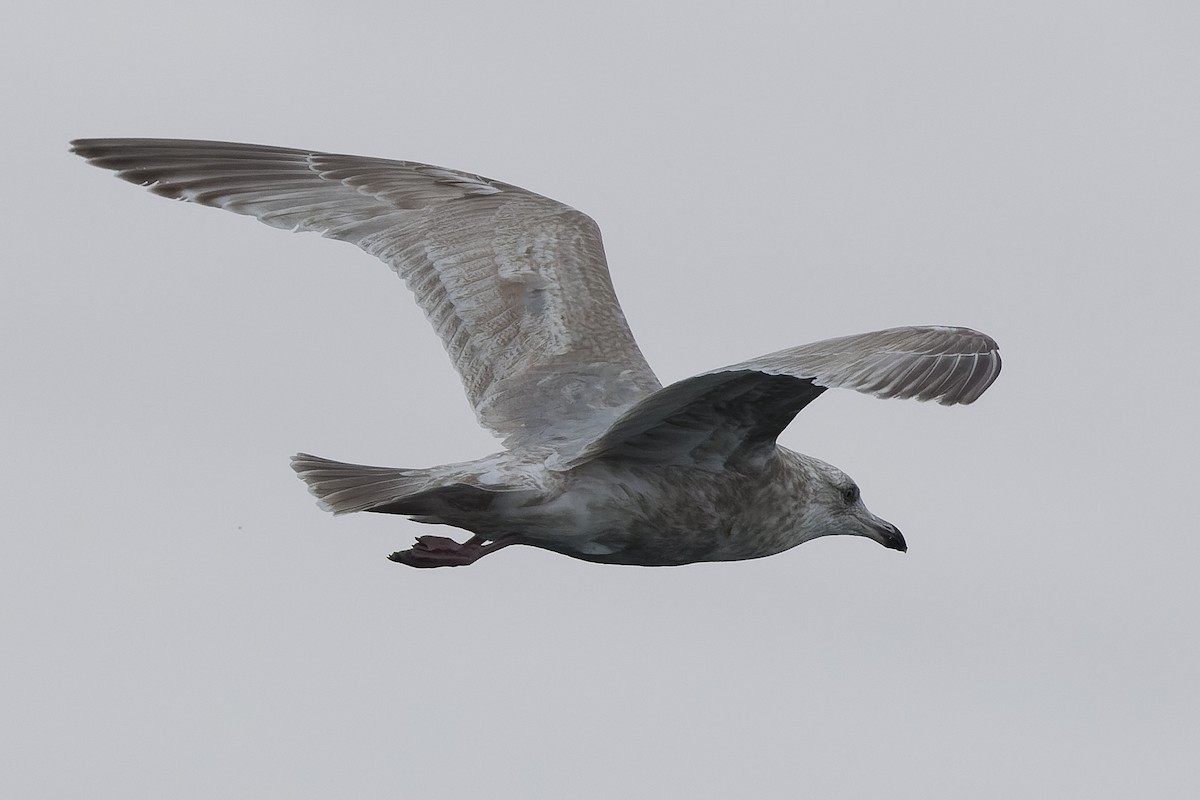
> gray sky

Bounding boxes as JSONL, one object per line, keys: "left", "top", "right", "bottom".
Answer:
{"left": 4, "top": 1, "right": 1198, "bottom": 797}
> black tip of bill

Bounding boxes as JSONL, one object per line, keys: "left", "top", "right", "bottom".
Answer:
{"left": 882, "top": 524, "right": 907, "bottom": 553}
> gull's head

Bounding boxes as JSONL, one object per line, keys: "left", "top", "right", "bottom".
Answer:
{"left": 796, "top": 455, "right": 907, "bottom": 553}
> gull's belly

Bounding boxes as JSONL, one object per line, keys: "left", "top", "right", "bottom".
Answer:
{"left": 499, "top": 460, "right": 799, "bottom": 566}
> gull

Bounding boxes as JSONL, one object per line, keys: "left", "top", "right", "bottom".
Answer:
{"left": 72, "top": 138, "right": 1001, "bottom": 568}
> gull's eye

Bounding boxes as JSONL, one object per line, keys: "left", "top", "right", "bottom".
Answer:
{"left": 841, "top": 485, "right": 859, "bottom": 505}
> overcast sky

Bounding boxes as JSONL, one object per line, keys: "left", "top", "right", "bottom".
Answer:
{"left": 4, "top": 2, "right": 1198, "bottom": 798}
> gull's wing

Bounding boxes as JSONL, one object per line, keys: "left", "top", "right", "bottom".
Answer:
{"left": 570, "top": 326, "right": 1000, "bottom": 469}
{"left": 71, "top": 138, "right": 661, "bottom": 448}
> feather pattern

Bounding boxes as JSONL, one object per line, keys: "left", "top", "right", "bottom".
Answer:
{"left": 70, "top": 138, "right": 661, "bottom": 448}
{"left": 574, "top": 326, "right": 1000, "bottom": 468}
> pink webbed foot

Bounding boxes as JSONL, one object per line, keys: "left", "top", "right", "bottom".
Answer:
{"left": 388, "top": 535, "right": 512, "bottom": 568}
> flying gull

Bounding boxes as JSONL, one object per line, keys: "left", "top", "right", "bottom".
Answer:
{"left": 72, "top": 138, "right": 1001, "bottom": 568}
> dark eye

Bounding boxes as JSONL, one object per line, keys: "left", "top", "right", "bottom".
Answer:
{"left": 841, "top": 485, "right": 859, "bottom": 505}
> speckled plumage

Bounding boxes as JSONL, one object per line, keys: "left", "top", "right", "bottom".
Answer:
{"left": 72, "top": 138, "right": 1000, "bottom": 568}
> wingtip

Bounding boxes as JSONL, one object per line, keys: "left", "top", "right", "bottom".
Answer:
{"left": 69, "top": 138, "right": 104, "bottom": 157}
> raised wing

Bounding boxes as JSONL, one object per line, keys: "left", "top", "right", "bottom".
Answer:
{"left": 71, "top": 138, "right": 661, "bottom": 448}
{"left": 571, "top": 326, "right": 1000, "bottom": 469}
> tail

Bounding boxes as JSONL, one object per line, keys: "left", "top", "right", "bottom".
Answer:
{"left": 290, "top": 453, "right": 434, "bottom": 515}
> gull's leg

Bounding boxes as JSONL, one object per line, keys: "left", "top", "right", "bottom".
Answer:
{"left": 388, "top": 534, "right": 516, "bottom": 568}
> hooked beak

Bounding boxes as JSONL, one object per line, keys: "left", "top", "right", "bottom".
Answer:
{"left": 872, "top": 519, "right": 907, "bottom": 553}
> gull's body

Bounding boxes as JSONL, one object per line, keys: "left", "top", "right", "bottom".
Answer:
{"left": 72, "top": 138, "right": 1000, "bottom": 567}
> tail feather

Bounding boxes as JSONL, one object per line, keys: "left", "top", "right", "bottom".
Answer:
{"left": 290, "top": 453, "right": 432, "bottom": 515}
